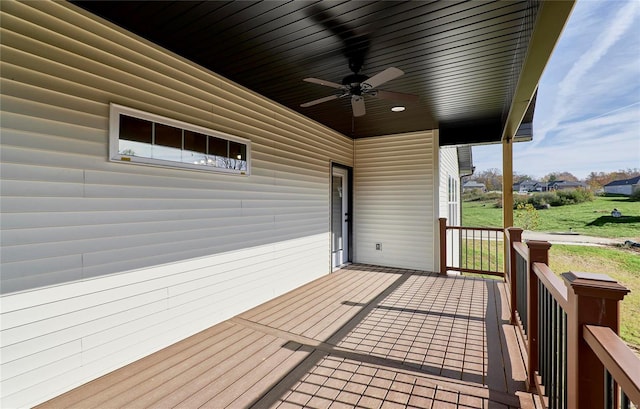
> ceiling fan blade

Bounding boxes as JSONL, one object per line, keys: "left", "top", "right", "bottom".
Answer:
{"left": 303, "top": 78, "right": 344, "bottom": 89}
{"left": 372, "top": 90, "right": 420, "bottom": 103}
{"left": 361, "top": 67, "right": 404, "bottom": 90}
{"left": 351, "top": 95, "right": 366, "bottom": 117}
{"left": 300, "top": 94, "right": 340, "bottom": 107}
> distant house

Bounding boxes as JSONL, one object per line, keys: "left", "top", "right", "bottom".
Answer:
{"left": 463, "top": 181, "right": 486, "bottom": 192}
{"left": 515, "top": 180, "right": 587, "bottom": 192}
{"left": 533, "top": 182, "right": 550, "bottom": 192}
{"left": 513, "top": 180, "right": 539, "bottom": 193}
{"left": 547, "top": 180, "right": 587, "bottom": 191}
{"left": 604, "top": 176, "right": 640, "bottom": 196}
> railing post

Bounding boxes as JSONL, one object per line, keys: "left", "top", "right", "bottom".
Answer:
{"left": 525, "top": 240, "right": 551, "bottom": 389}
{"left": 438, "top": 218, "right": 447, "bottom": 275}
{"left": 505, "top": 227, "right": 523, "bottom": 324}
{"left": 562, "top": 272, "right": 629, "bottom": 409}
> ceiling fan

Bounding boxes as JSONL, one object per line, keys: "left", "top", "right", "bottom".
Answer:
{"left": 300, "top": 61, "right": 419, "bottom": 117}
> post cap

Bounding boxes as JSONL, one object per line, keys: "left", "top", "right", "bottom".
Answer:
{"left": 525, "top": 240, "right": 552, "bottom": 250}
{"left": 506, "top": 227, "right": 523, "bottom": 239}
{"left": 562, "top": 271, "right": 630, "bottom": 300}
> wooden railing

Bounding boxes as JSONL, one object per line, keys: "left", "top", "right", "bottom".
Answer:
{"left": 505, "top": 228, "right": 639, "bottom": 408}
{"left": 584, "top": 325, "right": 640, "bottom": 408}
{"left": 438, "top": 218, "right": 503, "bottom": 277}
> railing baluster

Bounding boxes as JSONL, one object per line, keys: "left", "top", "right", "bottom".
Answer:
{"left": 546, "top": 286, "right": 551, "bottom": 389}
{"left": 465, "top": 228, "right": 468, "bottom": 270}
{"left": 553, "top": 291, "right": 558, "bottom": 408}
{"left": 543, "top": 285, "right": 548, "bottom": 395}
{"left": 548, "top": 290, "right": 552, "bottom": 407}
{"left": 538, "top": 282, "right": 545, "bottom": 384}
{"left": 495, "top": 230, "right": 499, "bottom": 274}
{"left": 605, "top": 370, "right": 614, "bottom": 409}
{"left": 451, "top": 229, "right": 455, "bottom": 270}
{"left": 492, "top": 230, "right": 495, "bottom": 273}
{"left": 472, "top": 228, "right": 475, "bottom": 271}
{"left": 480, "top": 230, "right": 484, "bottom": 270}
{"left": 560, "top": 310, "right": 567, "bottom": 408}
{"left": 621, "top": 391, "right": 630, "bottom": 409}
{"left": 551, "top": 292, "right": 558, "bottom": 409}
{"left": 516, "top": 251, "right": 528, "bottom": 334}
{"left": 543, "top": 286, "right": 558, "bottom": 408}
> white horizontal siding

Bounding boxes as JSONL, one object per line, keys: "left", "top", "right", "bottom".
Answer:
{"left": 353, "top": 132, "right": 437, "bottom": 271}
{"left": 604, "top": 185, "right": 633, "bottom": 195}
{"left": 439, "top": 146, "right": 461, "bottom": 270}
{"left": 439, "top": 146, "right": 458, "bottom": 220}
{"left": 0, "top": 1, "right": 353, "bottom": 407}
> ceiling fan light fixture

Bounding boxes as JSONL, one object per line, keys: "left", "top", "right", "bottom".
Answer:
{"left": 391, "top": 106, "right": 406, "bottom": 112}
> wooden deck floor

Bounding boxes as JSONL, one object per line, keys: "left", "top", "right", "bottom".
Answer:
{"left": 38, "top": 264, "right": 537, "bottom": 409}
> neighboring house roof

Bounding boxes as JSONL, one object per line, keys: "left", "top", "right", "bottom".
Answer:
{"left": 515, "top": 180, "right": 539, "bottom": 188}
{"left": 604, "top": 176, "right": 640, "bottom": 187}
{"left": 513, "top": 180, "right": 542, "bottom": 191}
{"left": 457, "top": 146, "right": 474, "bottom": 177}
{"left": 463, "top": 181, "right": 486, "bottom": 188}
{"left": 547, "top": 180, "right": 586, "bottom": 188}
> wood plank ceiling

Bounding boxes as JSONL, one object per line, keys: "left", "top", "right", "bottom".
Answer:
{"left": 73, "top": 0, "right": 539, "bottom": 145}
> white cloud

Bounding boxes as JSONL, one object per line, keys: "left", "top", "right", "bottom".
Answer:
{"left": 534, "top": 0, "right": 639, "bottom": 147}
{"left": 548, "top": 104, "right": 640, "bottom": 142}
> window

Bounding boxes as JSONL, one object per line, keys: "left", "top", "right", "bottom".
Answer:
{"left": 109, "top": 104, "right": 250, "bottom": 174}
{"left": 448, "top": 175, "right": 459, "bottom": 225}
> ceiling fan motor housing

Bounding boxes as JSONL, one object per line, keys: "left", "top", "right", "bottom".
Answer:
{"left": 342, "top": 73, "right": 369, "bottom": 94}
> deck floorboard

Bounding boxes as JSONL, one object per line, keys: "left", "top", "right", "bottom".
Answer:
{"left": 37, "top": 264, "right": 533, "bottom": 409}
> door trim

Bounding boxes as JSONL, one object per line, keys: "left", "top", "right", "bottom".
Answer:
{"left": 331, "top": 163, "right": 352, "bottom": 270}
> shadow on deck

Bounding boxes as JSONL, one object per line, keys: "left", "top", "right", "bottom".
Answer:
{"left": 38, "top": 264, "right": 537, "bottom": 409}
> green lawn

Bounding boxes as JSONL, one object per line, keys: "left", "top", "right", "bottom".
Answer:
{"left": 462, "top": 195, "right": 640, "bottom": 238}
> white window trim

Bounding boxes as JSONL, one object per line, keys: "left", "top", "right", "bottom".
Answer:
{"left": 109, "top": 103, "right": 251, "bottom": 175}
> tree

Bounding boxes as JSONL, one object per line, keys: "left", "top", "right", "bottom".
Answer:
{"left": 513, "top": 172, "right": 535, "bottom": 183}
{"left": 586, "top": 169, "right": 640, "bottom": 190}
{"left": 542, "top": 172, "right": 578, "bottom": 182}
{"left": 515, "top": 203, "right": 540, "bottom": 231}
{"left": 469, "top": 168, "right": 503, "bottom": 191}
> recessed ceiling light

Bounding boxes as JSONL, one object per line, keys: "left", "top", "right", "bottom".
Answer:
{"left": 391, "top": 106, "right": 405, "bottom": 112}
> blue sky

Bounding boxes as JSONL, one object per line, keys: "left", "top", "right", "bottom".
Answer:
{"left": 472, "top": 0, "right": 640, "bottom": 180}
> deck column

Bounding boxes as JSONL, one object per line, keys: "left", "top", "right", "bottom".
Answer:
{"left": 562, "top": 272, "right": 629, "bottom": 409}
{"left": 502, "top": 138, "right": 514, "bottom": 276}
{"left": 438, "top": 218, "right": 447, "bottom": 275}
{"left": 505, "top": 227, "right": 523, "bottom": 324}
{"left": 525, "top": 240, "right": 551, "bottom": 389}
